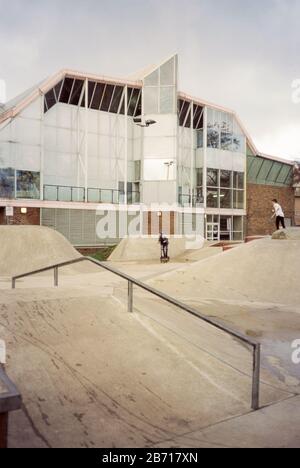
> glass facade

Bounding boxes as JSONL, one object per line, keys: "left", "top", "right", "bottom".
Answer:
{"left": 0, "top": 169, "right": 40, "bottom": 200}
{"left": 144, "top": 57, "right": 177, "bottom": 114}
{"left": 0, "top": 58, "right": 293, "bottom": 244}
{"left": 44, "top": 78, "right": 142, "bottom": 117}
{"left": 206, "top": 215, "right": 244, "bottom": 241}
{"left": 178, "top": 99, "right": 203, "bottom": 129}
{"left": 206, "top": 169, "right": 245, "bottom": 209}
{"left": 0, "top": 168, "right": 14, "bottom": 199}
{"left": 206, "top": 108, "right": 245, "bottom": 153}
{"left": 16, "top": 171, "right": 40, "bottom": 199}
{"left": 247, "top": 153, "right": 293, "bottom": 187}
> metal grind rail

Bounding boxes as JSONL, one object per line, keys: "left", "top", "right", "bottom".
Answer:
{"left": 11, "top": 256, "right": 261, "bottom": 411}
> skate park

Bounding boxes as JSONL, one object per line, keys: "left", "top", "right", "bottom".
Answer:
{"left": 1, "top": 50, "right": 299, "bottom": 448}
{"left": 0, "top": 225, "right": 299, "bottom": 448}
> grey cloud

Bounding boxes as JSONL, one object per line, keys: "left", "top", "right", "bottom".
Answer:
{"left": 0, "top": 0, "right": 299, "bottom": 159}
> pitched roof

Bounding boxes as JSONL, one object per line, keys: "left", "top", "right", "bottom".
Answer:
{"left": 0, "top": 69, "right": 141, "bottom": 125}
{"left": 0, "top": 61, "right": 296, "bottom": 166}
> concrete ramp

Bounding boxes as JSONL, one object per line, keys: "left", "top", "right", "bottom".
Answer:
{"left": 0, "top": 288, "right": 288, "bottom": 448}
{"left": 272, "top": 227, "right": 300, "bottom": 240}
{"left": 109, "top": 237, "right": 203, "bottom": 262}
{"left": 0, "top": 226, "right": 80, "bottom": 277}
{"left": 151, "top": 238, "right": 300, "bottom": 307}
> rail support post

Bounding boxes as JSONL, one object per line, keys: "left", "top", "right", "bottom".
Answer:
{"left": 0, "top": 412, "right": 8, "bottom": 449}
{"left": 54, "top": 267, "right": 58, "bottom": 287}
{"left": 251, "top": 343, "right": 261, "bottom": 411}
{"left": 12, "top": 278, "right": 15, "bottom": 290}
{"left": 128, "top": 281, "right": 133, "bottom": 313}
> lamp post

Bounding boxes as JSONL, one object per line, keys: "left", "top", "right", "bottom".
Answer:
{"left": 164, "top": 161, "right": 174, "bottom": 181}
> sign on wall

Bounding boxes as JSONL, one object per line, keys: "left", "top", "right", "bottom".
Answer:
{"left": 5, "top": 206, "right": 14, "bottom": 217}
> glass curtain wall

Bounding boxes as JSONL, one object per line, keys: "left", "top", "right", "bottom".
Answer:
{"left": 206, "top": 169, "right": 245, "bottom": 209}
{"left": 0, "top": 168, "right": 40, "bottom": 199}
{"left": 206, "top": 215, "right": 244, "bottom": 241}
{"left": 143, "top": 57, "right": 177, "bottom": 115}
{"left": 44, "top": 78, "right": 142, "bottom": 118}
{"left": 178, "top": 99, "right": 204, "bottom": 204}
{"left": 206, "top": 108, "right": 245, "bottom": 153}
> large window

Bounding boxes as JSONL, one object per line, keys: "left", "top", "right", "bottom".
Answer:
{"left": 0, "top": 169, "right": 41, "bottom": 200}
{"left": 207, "top": 168, "right": 220, "bottom": 208}
{"left": 233, "top": 171, "right": 245, "bottom": 209}
{"left": 206, "top": 169, "right": 245, "bottom": 209}
{"left": 207, "top": 169, "right": 218, "bottom": 187}
{"left": 207, "top": 189, "right": 219, "bottom": 208}
{"left": 220, "top": 170, "right": 232, "bottom": 188}
{"left": 207, "top": 126, "right": 220, "bottom": 149}
{"left": 144, "top": 57, "right": 177, "bottom": 115}
{"left": 220, "top": 189, "right": 232, "bottom": 209}
{"left": 44, "top": 78, "right": 141, "bottom": 117}
{"left": 179, "top": 100, "right": 204, "bottom": 130}
{"left": 0, "top": 168, "right": 14, "bottom": 199}
{"left": 16, "top": 171, "right": 40, "bottom": 199}
{"left": 207, "top": 108, "right": 245, "bottom": 153}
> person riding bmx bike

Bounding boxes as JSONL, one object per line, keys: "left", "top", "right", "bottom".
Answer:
{"left": 159, "top": 233, "right": 170, "bottom": 263}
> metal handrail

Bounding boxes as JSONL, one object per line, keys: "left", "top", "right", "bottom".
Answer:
{"left": 44, "top": 184, "right": 85, "bottom": 203}
{"left": 11, "top": 256, "right": 261, "bottom": 411}
{"left": 44, "top": 184, "right": 141, "bottom": 204}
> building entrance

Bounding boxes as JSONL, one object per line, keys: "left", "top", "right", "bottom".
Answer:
{"left": 206, "top": 222, "right": 220, "bottom": 241}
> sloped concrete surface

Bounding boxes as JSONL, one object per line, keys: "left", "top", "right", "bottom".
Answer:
{"left": 272, "top": 227, "right": 300, "bottom": 240}
{"left": 153, "top": 396, "right": 300, "bottom": 448}
{"left": 0, "top": 284, "right": 291, "bottom": 448}
{"left": 0, "top": 226, "right": 80, "bottom": 277}
{"left": 150, "top": 238, "right": 300, "bottom": 306}
{"left": 0, "top": 227, "right": 299, "bottom": 448}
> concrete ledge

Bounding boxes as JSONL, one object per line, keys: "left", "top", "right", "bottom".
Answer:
{"left": 0, "top": 367, "right": 22, "bottom": 414}
{"left": 0, "top": 366, "right": 22, "bottom": 449}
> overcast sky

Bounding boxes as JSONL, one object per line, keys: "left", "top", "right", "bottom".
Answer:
{"left": 0, "top": 0, "right": 300, "bottom": 160}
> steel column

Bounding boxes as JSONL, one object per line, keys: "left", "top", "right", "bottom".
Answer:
{"left": 54, "top": 267, "right": 58, "bottom": 287}
{"left": 128, "top": 281, "right": 133, "bottom": 313}
{"left": 0, "top": 413, "right": 8, "bottom": 449}
{"left": 252, "top": 343, "right": 261, "bottom": 410}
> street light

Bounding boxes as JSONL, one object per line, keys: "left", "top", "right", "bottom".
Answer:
{"left": 133, "top": 117, "right": 157, "bottom": 128}
{"left": 164, "top": 161, "right": 174, "bottom": 180}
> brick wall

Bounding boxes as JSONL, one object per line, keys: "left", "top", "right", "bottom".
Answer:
{"left": 295, "top": 198, "right": 300, "bottom": 225}
{"left": 0, "top": 208, "right": 4, "bottom": 224}
{"left": 0, "top": 207, "right": 40, "bottom": 226}
{"left": 144, "top": 212, "right": 175, "bottom": 236}
{"left": 247, "top": 184, "right": 295, "bottom": 236}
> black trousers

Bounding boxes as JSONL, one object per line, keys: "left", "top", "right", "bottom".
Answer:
{"left": 276, "top": 216, "right": 286, "bottom": 230}
{"left": 162, "top": 245, "right": 169, "bottom": 258}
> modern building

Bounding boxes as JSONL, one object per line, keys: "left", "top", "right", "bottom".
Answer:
{"left": 293, "top": 162, "right": 300, "bottom": 226}
{"left": 0, "top": 55, "right": 297, "bottom": 245}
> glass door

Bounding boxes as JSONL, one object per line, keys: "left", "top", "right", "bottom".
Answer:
{"left": 206, "top": 222, "right": 220, "bottom": 241}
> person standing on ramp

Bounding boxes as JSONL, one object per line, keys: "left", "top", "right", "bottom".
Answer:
{"left": 271, "top": 199, "right": 286, "bottom": 230}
